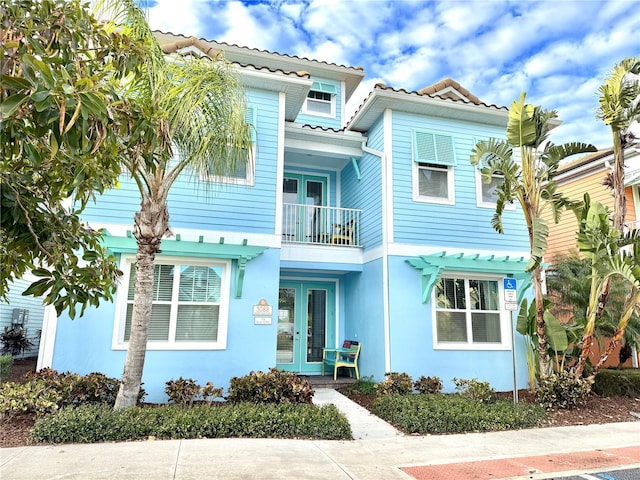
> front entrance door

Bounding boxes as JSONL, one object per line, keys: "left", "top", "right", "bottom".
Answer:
{"left": 276, "top": 281, "right": 335, "bottom": 374}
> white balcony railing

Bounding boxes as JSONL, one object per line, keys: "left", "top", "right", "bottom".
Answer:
{"left": 625, "top": 220, "right": 639, "bottom": 232}
{"left": 282, "top": 203, "right": 361, "bottom": 246}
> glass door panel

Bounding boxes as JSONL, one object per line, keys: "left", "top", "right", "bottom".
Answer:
{"left": 282, "top": 178, "right": 299, "bottom": 241}
{"left": 282, "top": 174, "right": 327, "bottom": 243}
{"left": 277, "top": 288, "right": 295, "bottom": 364}
{"left": 306, "top": 288, "right": 326, "bottom": 363}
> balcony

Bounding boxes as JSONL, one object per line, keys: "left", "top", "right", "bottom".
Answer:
{"left": 282, "top": 204, "right": 361, "bottom": 247}
{"left": 625, "top": 220, "right": 639, "bottom": 232}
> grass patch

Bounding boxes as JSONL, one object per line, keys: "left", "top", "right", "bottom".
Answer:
{"left": 373, "top": 393, "right": 547, "bottom": 434}
{"left": 30, "top": 402, "right": 351, "bottom": 444}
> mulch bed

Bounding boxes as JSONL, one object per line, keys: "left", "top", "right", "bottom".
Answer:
{"left": 2, "top": 359, "right": 639, "bottom": 447}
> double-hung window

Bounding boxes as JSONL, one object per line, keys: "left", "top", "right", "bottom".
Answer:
{"left": 113, "top": 256, "right": 231, "bottom": 350}
{"left": 205, "top": 104, "right": 256, "bottom": 186}
{"left": 303, "top": 82, "right": 337, "bottom": 117}
{"left": 412, "top": 130, "right": 456, "bottom": 204}
{"left": 476, "top": 171, "right": 504, "bottom": 207}
{"left": 434, "top": 275, "right": 508, "bottom": 349}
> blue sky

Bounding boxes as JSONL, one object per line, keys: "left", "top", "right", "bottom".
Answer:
{"left": 144, "top": 0, "right": 639, "bottom": 149}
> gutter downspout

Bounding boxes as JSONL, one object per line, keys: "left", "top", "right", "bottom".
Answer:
{"left": 361, "top": 137, "right": 392, "bottom": 374}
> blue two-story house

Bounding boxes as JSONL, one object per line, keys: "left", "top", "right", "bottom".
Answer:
{"left": 38, "top": 33, "right": 532, "bottom": 402}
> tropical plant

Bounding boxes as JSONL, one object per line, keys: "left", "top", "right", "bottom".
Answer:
{"left": 471, "top": 93, "right": 596, "bottom": 378}
{"left": 1, "top": 0, "right": 152, "bottom": 317}
{"left": 0, "top": 327, "right": 33, "bottom": 356}
{"left": 593, "top": 57, "right": 640, "bottom": 332}
{"left": 516, "top": 298, "right": 568, "bottom": 390}
{"left": 546, "top": 251, "right": 640, "bottom": 368}
{"left": 574, "top": 195, "right": 640, "bottom": 378}
{"left": 90, "top": 0, "right": 254, "bottom": 410}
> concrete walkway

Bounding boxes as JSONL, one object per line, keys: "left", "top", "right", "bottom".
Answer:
{"left": 1, "top": 389, "right": 639, "bottom": 480}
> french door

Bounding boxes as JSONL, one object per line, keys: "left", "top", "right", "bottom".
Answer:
{"left": 276, "top": 281, "right": 335, "bottom": 374}
{"left": 282, "top": 174, "right": 327, "bottom": 242}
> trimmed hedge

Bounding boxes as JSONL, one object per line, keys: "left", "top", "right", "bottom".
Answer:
{"left": 373, "top": 394, "right": 547, "bottom": 434}
{"left": 592, "top": 368, "right": 640, "bottom": 397}
{"left": 30, "top": 402, "right": 352, "bottom": 444}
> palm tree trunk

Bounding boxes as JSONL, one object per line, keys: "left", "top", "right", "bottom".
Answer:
{"left": 114, "top": 194, "right": 170, "bottom": 410}
{"left": 533, "top": 265, "right": 550, "bottom": 377}
{"left": 590, "top": 287, "right": 640, "bottom": 378}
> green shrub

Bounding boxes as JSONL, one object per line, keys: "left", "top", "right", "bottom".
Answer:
{"left": 452, "top": 377, "right": 496, "bottom": 404}
{"left": 373, "top": 394, "right": 546, "bottom": 434}
{"left": 227, "top": 368, "right": 314, "bottom": 404}
{"left": 165, "top": 377, "right": 223, "bottom": 406}
{"left": 592, "top": 368, "right": 640, "bottom": 397}
{"left": 414, "top": 376, "right": 442, "bottom": 395}
{"left": 536, "top": 370, "right": 590, "bottom": 409}
{"left": 0, "top": 379, "right": 63, "bottom": 416}
{"left": 1, "top": 369, "right": 143, "bottom": 416}
{"left": 342, "top": 375, "right": 377, "bottom": 395}
{"left": 30, "top": 402, "right": 351, "bottom": 443}
{"left": 0, "top": 354, "right": 12, "bottom": 382}
{"left": 375, "top": 372, "right": 413, "bottom": 395}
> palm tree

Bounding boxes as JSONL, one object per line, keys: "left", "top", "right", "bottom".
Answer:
{"left": 593, "top": 58, "right": 640, "bottom": 323}
{"left": 95, "top": 1, "right": 254, "bottom": 409}
{"left": 596, "top": 57, "right": 640, "bottom": 232}
{"left": 471, "top": 93, "right": 596, "bottom": 378}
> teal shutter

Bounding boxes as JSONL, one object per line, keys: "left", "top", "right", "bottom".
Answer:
{"left": 413, "top": 131, "right": 456, "bottom": 166}
{"left": 245, "top": 104, "right": 257, "bottom": 142}
{"left": 311, "top": 81, "right": 337, "bottom": 95}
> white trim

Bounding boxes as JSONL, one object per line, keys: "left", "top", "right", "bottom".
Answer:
{"left": 340, "top": 80, "right": 346, "bottom": 125}
{"left": 112, "top": 255, "right": 232, "bottom": 351}
{"left": 202, "top": 143, "right": 256, "bottom": 186}
{"left": 301, "top": 90, "right": 336, "bottom": 118}
{"left": 275, "top": 92, "right": 286, "bottom": 237}
{"left": 634, "top": 184, "right": 640, "bottom": 220}
{"left": 431, "top": 272, "right": 511, "bottom": 351}
{"left": 382, "top": 108, "right": 393, "bottom": 373}
{"left": 92, "top": 223, "right": 281, "bottom": 249}
{"left": 387, "top": 242, "right": 530, "bottom": 259}
{"left": 413, "top": 162, "right": 456, "bottom": 205}
{"left": 36, "top": 305, "right": 58, "bottom": 370}
{"left": 474, "top": 169, "right": 515, "bottom": 210}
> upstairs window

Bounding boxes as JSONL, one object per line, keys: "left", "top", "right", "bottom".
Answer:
{"left": 303, "top": 82, "right": 337, "bottom": 117}
{"left": 476, "top": 171, "right": 504, "bottom": 207}
{"left": 412, "top": 131, "right": 456, "bottom": 204}
{"left": 205, "top": 104, "right": 256, "bottom": 186}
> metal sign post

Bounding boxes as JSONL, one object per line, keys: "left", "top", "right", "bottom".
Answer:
{"left": 504, "top": 278, "right": 518, "bottom": 405}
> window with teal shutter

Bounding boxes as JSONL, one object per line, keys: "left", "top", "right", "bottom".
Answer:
{"left": 413, "top": 131, "right": 456, "bottom": 166}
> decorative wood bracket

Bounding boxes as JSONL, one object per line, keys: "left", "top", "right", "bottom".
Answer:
{"left": 350, "top": 157, "right": 362, "bottom": 180}
{"left": 406, "top": 251, "right": 531, "bottom": 303}
{"left": 102, "top": 233, "right": 267, "bottom": 299}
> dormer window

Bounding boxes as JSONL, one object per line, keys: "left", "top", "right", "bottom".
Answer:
{"left": 303, "top": 82, "right": 337, "bottom": 117}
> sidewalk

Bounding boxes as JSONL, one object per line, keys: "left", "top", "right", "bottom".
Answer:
{"left": 1, "top": 389, "right": 638, "bottom": 480}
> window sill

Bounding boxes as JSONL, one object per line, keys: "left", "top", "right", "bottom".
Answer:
{"left": 434, "top": 342, "right": 510, "bottom": 351}
{"left": 113, "top": 341, "right": 227, "bottom": 351}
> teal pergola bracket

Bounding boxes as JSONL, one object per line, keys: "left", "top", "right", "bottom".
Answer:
{"left": 406, "top": 251, "right": 532, "bottom": 303}
{"left": 101, "top": 233, "right": 267, "bottom": 299}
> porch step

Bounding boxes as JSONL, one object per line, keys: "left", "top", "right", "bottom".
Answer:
{"left": 301, "top": 375, "right": 357, "bottom": 389}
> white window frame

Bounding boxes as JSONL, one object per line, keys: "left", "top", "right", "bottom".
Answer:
{"left": 302, "top": 90, "right": 336, "bottom": 118}
{"left": 432, "top": 272, "right": 511, "bottom": 351}
{"left": 474, "top": 169, "right": 516, "bottom": 209}
{"left": 112, "top": 255, "right": 231, "bottom": 351}
{"left": 413, "top": 161, "right": 456, "bottom": 205}
{"left": 204, "top": 145, "right": 255, "bottom": 186}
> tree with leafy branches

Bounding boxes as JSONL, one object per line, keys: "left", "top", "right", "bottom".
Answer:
{"left": 471, "top": 93, "right": 596, "bottom": 379}
{"left": 1, "top": 0, "right": 155, "bottom": 317}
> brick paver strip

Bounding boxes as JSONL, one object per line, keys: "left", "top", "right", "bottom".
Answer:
{"left": 401, "top": 446, "right": 640, "bottom": 480}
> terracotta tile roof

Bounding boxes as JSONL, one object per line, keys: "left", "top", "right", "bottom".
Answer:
{"left": 158, "top": 35, "right": 311, "bottom": 79}
{"left": 155, "top": 30, "right": 363, "bottom": 73}
{"left": 417, "top": 78, "right": 483, "bottom": 105}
